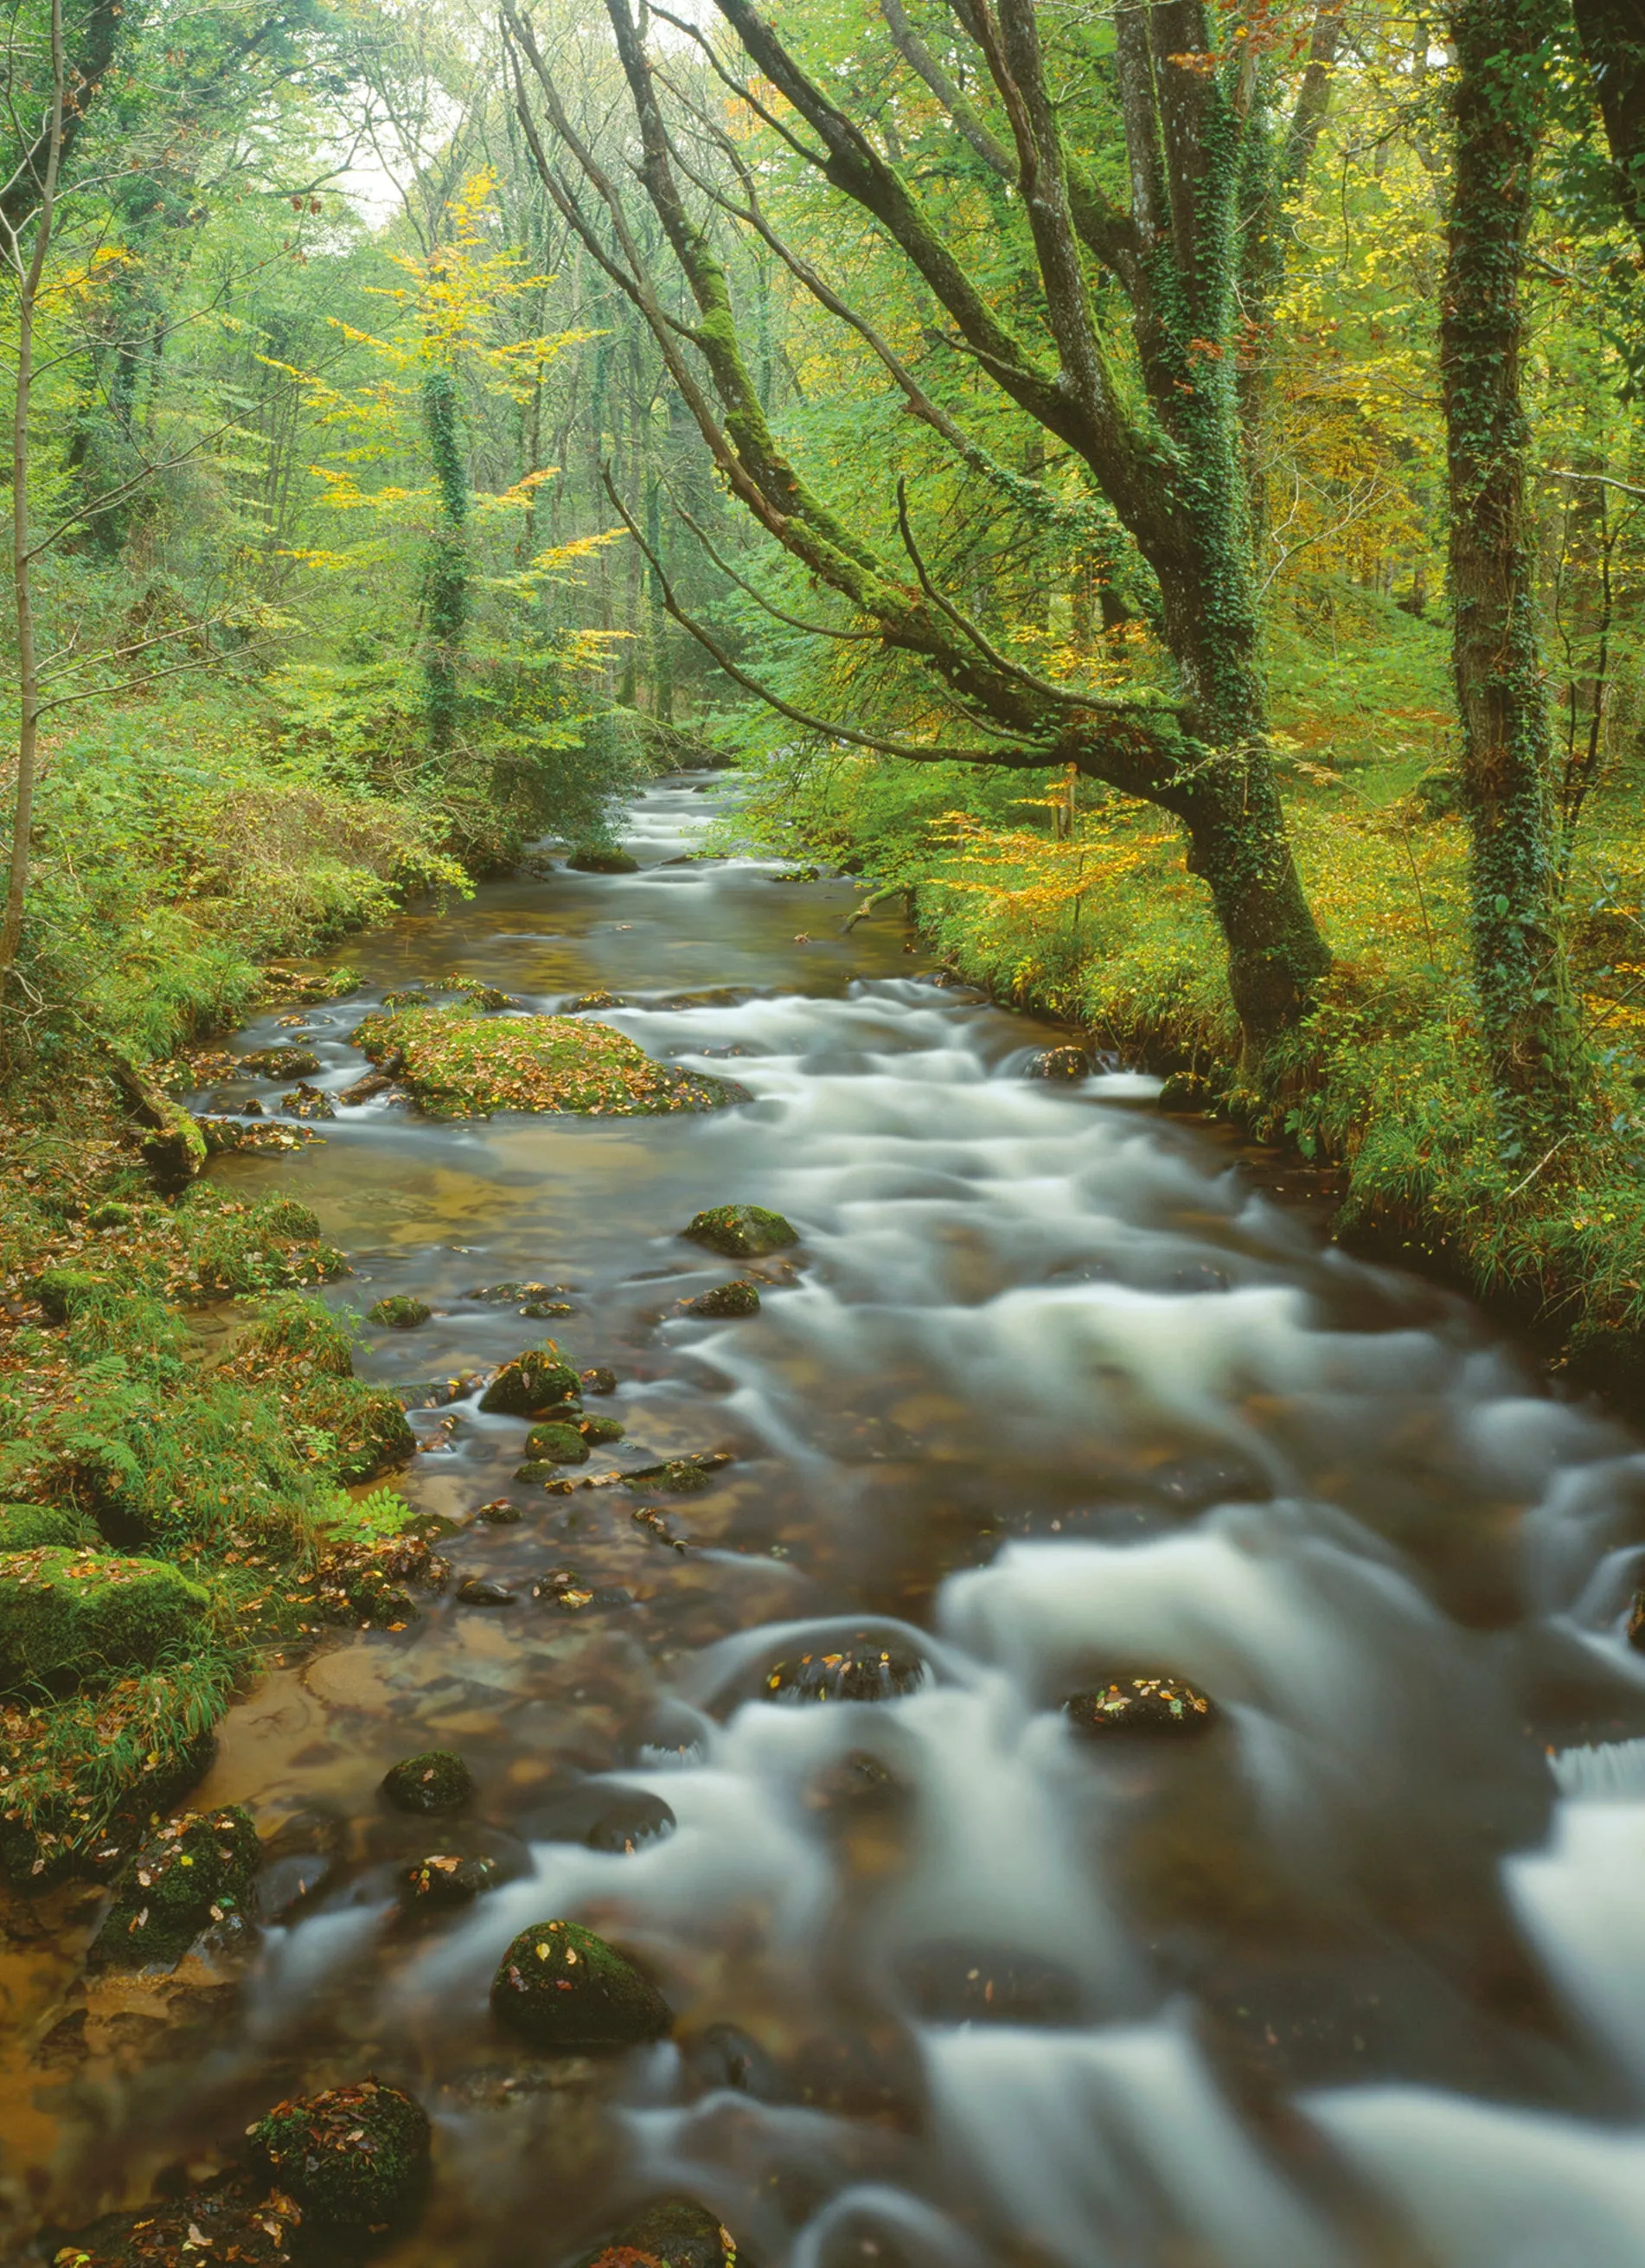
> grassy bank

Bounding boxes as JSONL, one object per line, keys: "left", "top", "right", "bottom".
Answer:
{"left": 0, "top": 680, "right": 555, "bottom": 1879}
{"left": 730, "top": 592, "right": 1645, "bottom": 1398}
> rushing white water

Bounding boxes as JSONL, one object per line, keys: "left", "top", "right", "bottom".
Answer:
{"left": 140, "top": 777, "right": 1645, "bottom": 2266}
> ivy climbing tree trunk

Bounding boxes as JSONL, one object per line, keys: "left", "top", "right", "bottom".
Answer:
{"left": 421, "top": 356, "right": 468, "bottom": 761}
{"left": 1443, "top": 0, "right": 1584, "bottom": 1144}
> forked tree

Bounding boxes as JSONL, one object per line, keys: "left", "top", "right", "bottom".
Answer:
{"left": 503, "top": 0, "right": 1343, "bottom": 1054}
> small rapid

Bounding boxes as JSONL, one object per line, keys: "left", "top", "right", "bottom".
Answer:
{"left": 16, "top": 774, "right": 1645, "bottom": 2267}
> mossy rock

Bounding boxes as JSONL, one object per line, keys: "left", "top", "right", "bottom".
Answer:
{"left": 623, "top": 1453, "right": 732, "bottom": 1496}
{"left": 1024, "top": 1046, "right": 1091, "bottom": 1081}
{"left": 490, "top": 1919, "right": 671, "bottom": 2048}
{"left": 583, "top": 2197, "right": 735, "bottom": 2268}
{"left": 682, "top": 1205, "right": 798, "bottom": 1258}
{"left": 0, "top": 1502, "right": 93, "bottom": 1551}
{"left": 581, "top": 1367, "right": 618, "bottom": 1396}
{"left": 368, "top": 1295, "right": 432, "bottom": 1329}
{"left": 683, "top": 1280, "right": 761, "bottom": 1318}
{"left": 54, "top": 2175, "right": 302, "bottom": 2267}
{"left": 240, "top": 1046, "right": 322, "bottom": 1078}
{"left": 89, "top": 1806, "right": 260, "bottom": 1970}
{"left": 567, "top": 846, "right": 641, "bottom": 875}
{"left": 1064, "top": 1675, "right": 1219, "bottom": 1736}
{"left": 250, "top": 2079, "right": 431, "bottom": 2229}
{"left": 400, "top": 1853, "right": 497, "bottom": 1910}
{"left": 381, "top": 1749, "right": 474, "bottom": 1814}
{"left": 349, "top": 1002, "right": 736, "bottom": 1118}
{"left": 479, "top": 1346, "right": 582, "bottom": 1416}
{"left": 34, "top": 1263, "right": 100, "bottom": 1324}
{"left": 579, "top": 1414, "right": 625, "bottom": 1446}
{"left": 0, "top": 1548, "right": 212, "bottom": 1696}
{"left": 523, "top": 1421, "right": 589, "bottom": 1464}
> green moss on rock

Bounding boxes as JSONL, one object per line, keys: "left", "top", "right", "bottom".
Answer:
{"left": 89, "top": 1805, "right": 260, "bottom": 1970}
{"left": 368, "top": 1295, "right": 432, "bottom": 1329}
{"left": 586, "top": 2197, "right": 736, "bottom": 2268}
{"left": 0, "top": 1502, "right": 93, "bottom": 1550}
{"left": 479, "top": 1346, "right": 581, "bottom": 1416}
{"left": 250, "top": 2079, "right": 431, "bottom": 2229}
{"left": 381, "top": 1748, "right": 474, "bottom": 1814}
{"left": 683, "top": 1281, "right": 761, "bottom": 1318}
{"left": 350, "top": 1002, "right": 736, "bottom": 1118}
{"left": 579, "top": 1414, "right": 625, "bottom": 1446}
{"left": 490, "top": 1918, "right": 672, "bottom": 2048}
{"left": 682, "top": 1205, "right": 798, "bottom": 1258}
{"left": 0, "top": 1548, "right": 212, "bottom": 1695}
{"left": 56, "top": 2175, "right": 303, "bottom": 2266}
{"left": 522, "top": 1422, "right": 588, "bottom": 1465}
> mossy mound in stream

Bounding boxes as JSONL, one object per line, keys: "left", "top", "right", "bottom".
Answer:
{"left": 682, "top": 1205, "right": 798, "bottom": 1257}
{"left": 368, "top": 1295, "right": 432, "bottom": 1329}
{"left": 683, "top": 1280, "right": 761, "bottom": 1318}
{"left": 567, "top": 846, "right": 640, "bottom": 875}
{"left": 490, "top": 1918, "right": 672, "bottom": 2048}
{"left": 89, "top": 1806, "right": 260, "bottom": 1970}
{"left": 0, "top": 1548, "right": 212, "bottom": 1695}
{"left": 350, "top": 1002, "right": 737, "bottom": 1118}
{"left": 522, "top": 1421, "right": 588, "bottom": 1465}
{"left": 381, "top": 1748, "right": 475, "bottom": 1814}
{"left": 249, "top": 2079, "right": 432, "bottom": 2229}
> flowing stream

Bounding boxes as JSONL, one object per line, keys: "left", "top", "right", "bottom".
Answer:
{"left": 12, "top": 774, "right": 1645, "bottom": 2265}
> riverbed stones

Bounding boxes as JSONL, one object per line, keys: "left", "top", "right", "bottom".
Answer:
{"left": 765, "top": 1638, "right": 925, "bottom": 1704}
{"left": 1024, "top": 1046, "right": 1091, "bottom": 1081}
{"left": 682, "top": 1204, "right": 798, "bottom": 1257}
{"left": 89, "top": 1807, "right": 261, "bottom": 1970}
{"left": 479, "top": 1346, "right": 582, "bottom": 1415}
{"left": 683, "top": 1280, "right": 761, "bottom": 1317}
{"left": 456, "top": 1577, "right": 516, "bottom": 1606}
{"left": 896, "top": 1939, "right": 1087, "bottom": 2027}
{"left": 579, "top": 1413, "right": 625, "bottom": 1446}
{"left": 623, "top": 1452, "right": 733, "bottom": 1495}
{"left": 381, "top": 1749, "right": 475, "bottom": 1814}
{"left": 581, "top": 1367, "right": 618, "bottom": 1395}
{"left": 523, "top": 1420, "right": 589, "bottom": 1464}
{"left": 567, "top": 846, "right": 640, "bottom": 874}
{"left": 55, "top": 2177, "right": 304, "bottom": 2267}
{"left": 248, "top": 2079, "right": 431, "bottom": 2229}
{"left": 490, "top": 1919, "right": 671, "bottom": 2048}
{"left": 1064, "top": 1675, "right": 1219, "bottom": 1736}
{"left": 280, "top": 1082, "right": 336, "bottom": 1119}
{"left": 0, "top": 1547, "right": 211, "bottom": 1695}
{"left": 351, "top": 1001, "right": 734, "bottom": 1118}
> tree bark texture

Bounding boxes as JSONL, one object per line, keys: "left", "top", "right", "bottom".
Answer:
{"left": 1443, "top": 0, "right": 1584, "bottom": 1136}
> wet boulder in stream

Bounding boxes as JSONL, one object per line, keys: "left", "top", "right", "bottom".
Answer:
{"left": 368, "top": 1293, "right": 432, "bottom": 1328}
{"left": 1023, "top": 1045, "right": 1091, "bottom": 1080}
{"left": 400, "top": 1852, "right": 497, "bottom": 1909}
{"left": 1064, "top": 1675, "right": 1219, "bottom": 1736}
{"left": 765, "top": 1638, "right": 926, "bottom": 1704}
{"left": 480, "top": 1345, "right": 582, "bottom": 1416}
{"left": 682, "top": 1204, "right": 798, "bottom": 1258}
{"left": 248, "top": 2078, "right": 431, "bottom": 2231}
{"left": 522, "top": 1419, "right": 589, "bottom": 1464}
{"left": 581, "top": 2197, "right": 737, "bottom": 2268}
{"left": 381, "top": 1748, "right": 475, "bottom": 1814}
{"left": 683, "top": 1279, "right": 761, "bottom": 1317}
{"left": 54, "top": 2177, "right": 304, "bottom": 2267}
{"left": 567, "top": 846, "right": 641, "bottom": 874}
{"left": 490, "top": 1918, "right": 672, "bottom": 2048}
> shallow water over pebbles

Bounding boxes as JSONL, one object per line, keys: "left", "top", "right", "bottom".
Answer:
{"left": 11, "top": 777, "right": 1645, "bottom": 2265}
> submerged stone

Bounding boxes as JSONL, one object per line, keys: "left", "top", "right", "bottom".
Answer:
{"left": 381, "top": 1749, "right": 475, "bottom": 1814}
{"left": 456, "top": 1577, "right": 516, "bottom": 1607}
{"left": 368, "top": 1294, "right": 432, "bottom": 1328}
{"left": 479, "top": 1347, "right": 582, "bottom": 1416}
{"left": 682, "top": 1204, "right": 798, "bottom": 1257}
{"left": 0, "top": 1547, "right": 211, "bottom": 1695}
{"left": 896, "top": 1939, "right": 1087, "bottom": 2027}
{"left": 57, "top": 2176, "right": 303, "bottom": 2267}
{"left": 1064, "top": 1675, "right": 1219, "bottom": 1736}
{"left": 464, "top": 1279, "right": 567, "bottom": 1303}
{"left": 682, "top": 2022, "right": 788, "bottom": 2104}
{"left": 523, "top": 1420, "right": 589, "bottom": 1464}
{"left": 490, "top": 1919, "right": 671, "bottom": 2048}
{"left": 351, "top": 1002, "right": 734, "bottom": 1118}
{"left": 89, "top": 1807, "right": 260, "bottom": 1971}
{"left": 249, "top": 2079, "right": 431, "bottom": 2229}
{"left": 581, "top": 1367, "right": 618, "bottom": 1396}
{"left": 765, "top": 1639, "right": 925, "bottom": 1704}
{"left": 279, "top": 1081, "right": 336, "bottom": 1119}
{"left": 683, "top": 1280, "right": 762, "bottom": 1317}
{"left": 623, "top": 1452, "right": 733, "bottom": 1496}
{"left": 1024, "top": 1046, "right": 1091, "bottom": 1081}
{"left": 805, "top": 1747, "right": 913, "bottom": 1820}
{"left": 338, "top": 1068, "right": 395, "bottom": 1105}
{"left": 476, "top": 1497, "right": 523, "bottom": 1525}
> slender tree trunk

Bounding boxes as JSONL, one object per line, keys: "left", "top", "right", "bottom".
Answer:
{"left": 0, "top": 0, "right": 65, "bottom": 985}
{"left": 421, "top": 357, "right": 469, "bottom": 760}
{"left": 1443, "top": 0, "right": 1584, "bottom": 1141}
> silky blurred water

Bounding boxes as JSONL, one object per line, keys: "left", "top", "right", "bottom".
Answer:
{"left": 13, "top": 776, "right": 1645, "bottom": 2267}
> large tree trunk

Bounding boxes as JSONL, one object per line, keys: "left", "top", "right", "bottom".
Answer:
{"left": 1572, "top": 0, "right": 1645, "bottom": 258}
{"left": 1443, "top": 0, "right": 1584, "bottom": 1141}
